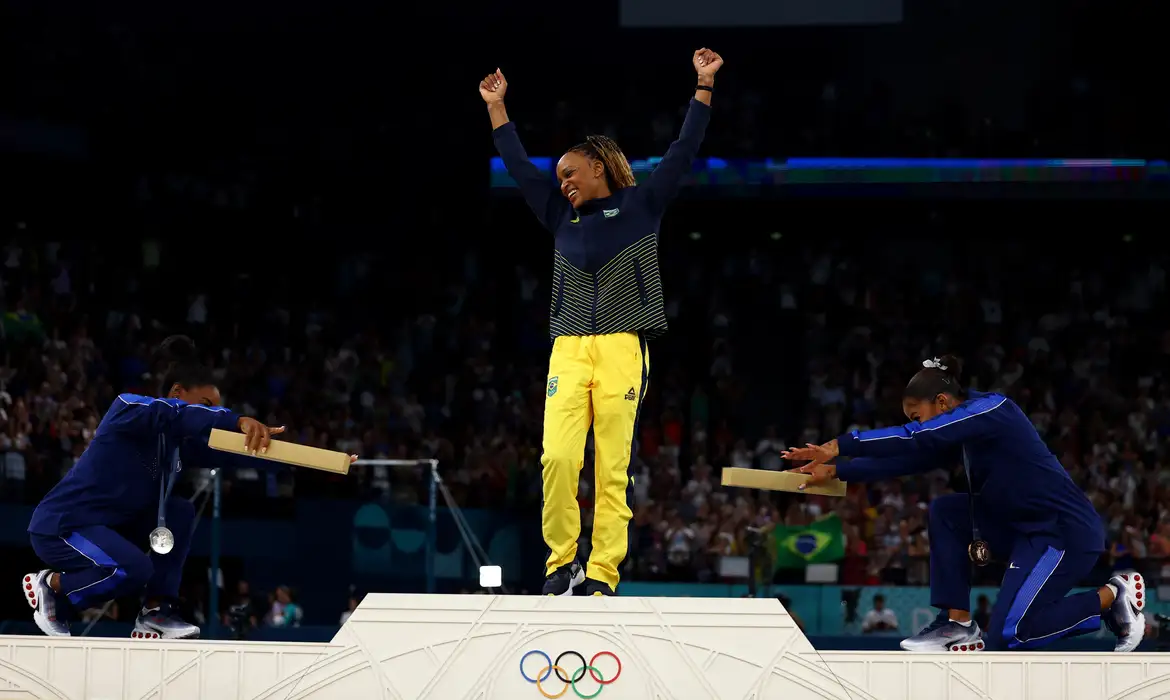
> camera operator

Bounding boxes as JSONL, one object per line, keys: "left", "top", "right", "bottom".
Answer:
{"left": 744, "top": 520, "right": 773, "bottom": 597}
{"left": 225, "top": 580, "right": 261, "bottom": 640}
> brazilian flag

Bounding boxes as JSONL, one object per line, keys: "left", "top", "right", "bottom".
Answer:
{"left": 772, "top": 513, "right": 846, "bottom": 569}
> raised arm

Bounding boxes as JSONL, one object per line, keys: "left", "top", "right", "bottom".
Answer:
{"left": 481, "top": 69, "right": 569, "bottom": 231}
{"left": 637, "top": 49, "right": 722, "bottom": 217}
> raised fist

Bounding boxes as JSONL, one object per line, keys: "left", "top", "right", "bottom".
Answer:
{"left": 693, "top": 48, "right": 724, "bottom": 78}
{"left": 479, "top": 69, "right": 507, "bottom": 104}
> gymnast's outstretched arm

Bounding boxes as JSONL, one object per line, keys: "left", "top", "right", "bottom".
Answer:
{"left": 108, "top": 393, "right": 240, "bottom": 439}
{"left": 834, "top": 448, "right": 960, "bottom": 483}
{"left": 836, "top": 394, "right": 1010, "bottom": 460}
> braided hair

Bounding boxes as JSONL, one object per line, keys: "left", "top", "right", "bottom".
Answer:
{"left": 568, "top": 135, "right": 636, "bottom": 191}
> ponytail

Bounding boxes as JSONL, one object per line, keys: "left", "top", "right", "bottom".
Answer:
{"left": 903, "top": 354, "right": 966, "bottom": 401}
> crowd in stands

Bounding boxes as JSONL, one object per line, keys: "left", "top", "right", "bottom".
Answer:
{"left": 4, "top": 230, "right": 1169, "bottom": 599}
{"left": 632, "top": 238, "right": 1170, "bottom": 589}
{"left": 3, "top": 0, "right": 1165, "bottom": 652}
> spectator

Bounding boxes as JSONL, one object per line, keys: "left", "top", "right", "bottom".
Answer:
{"left": 266, "top": 586, "right": 304, "bottom": 628}
{"left": 861, "top": 594, "right": 898, "bottom": 633}
{"left": 3, "top": 231, "right": 1169, "bottom": 600}
{"left": 339, "top": 594, "right": 360, "bottom": 626}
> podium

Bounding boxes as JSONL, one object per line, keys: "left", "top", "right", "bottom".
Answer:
{"left": 0, "top": 594, "right": 1165, "bottom": 699}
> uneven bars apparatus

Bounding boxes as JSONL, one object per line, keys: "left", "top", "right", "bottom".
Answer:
{"left": 206, "top": 430, "right": 443, "bottom": 634}
{"left": 351, "top": 457, "right": 441, "bottom": 594}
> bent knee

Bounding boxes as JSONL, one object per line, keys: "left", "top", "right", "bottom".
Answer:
{"left": 118, "top": 552, "right": 154, "bottom": 591}
{"left": 980, "top": 627, "right": 1008, "bottom": 651}
{"left": 984, "top": 615, "right": 1038, "bottom": 651}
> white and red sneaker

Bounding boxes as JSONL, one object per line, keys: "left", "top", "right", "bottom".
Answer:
{"left": 131, "top": 603, "right": 200, "bottom": 640}
{"left": 22, "top": 570, "right": 70, "bottom": 637}
{"left": 899, "top": 612, "right": 984, "bottom": 652}
{"left": 1106, "top": 571, "right": 1146, "bottom": 653}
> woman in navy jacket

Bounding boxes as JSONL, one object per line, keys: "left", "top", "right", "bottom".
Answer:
{"left": 785, "top": 356, "right": 1145, "bottom": 653}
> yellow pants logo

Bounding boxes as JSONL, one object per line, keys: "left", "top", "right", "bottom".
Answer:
{"left": 547, "top": 376, "right": 559, "bottom": 397}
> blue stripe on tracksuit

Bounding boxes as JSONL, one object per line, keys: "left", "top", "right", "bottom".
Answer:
{"left": 29, "top": 495, "right": 196, "bottom": 611}
{"left": 999, "top": 545, "right": 1102, "bottom": 650}
{"left": 31, "top": 527, "right": 152, "bottom": 610}
{"left": 834, "top": 391, "right": 1107, "bottom": 652}
{"left": 60, "top": 532, "right": 131, "bottom": 606}
{"left": 923, "top": 495, "right": 1103, "bottom": 652}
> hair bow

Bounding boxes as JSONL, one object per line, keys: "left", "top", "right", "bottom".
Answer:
{"left": 922, "top": 357, "right": 948, "bottom": 371}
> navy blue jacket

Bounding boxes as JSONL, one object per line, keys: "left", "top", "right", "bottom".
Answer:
{"left": 28, "top": 393, "right": 241, "bottom": 536}
{"left": 492, "top": 99, "right": 711, "bottom": 338}
{"left": 835, "top": 390, "right": 1105, "bottom": 549}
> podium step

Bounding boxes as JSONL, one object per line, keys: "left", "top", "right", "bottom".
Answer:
{"left": 0, "top": 594, "right": 1164, "bottom": 699}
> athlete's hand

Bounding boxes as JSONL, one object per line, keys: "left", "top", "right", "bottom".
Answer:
{"left": 479, "top": 69, "right": 507, "bottom": 104}
{"left": 238, "top": 417, "right": 286, "bottom": 455}
{"left": 694, "top": 48, "right": 723, "bottom": 80}
{"left": 790, "top": 462, "right": 838, "bottom": 489}
{"left": 781, "top": 440, "right": 839, "bottom": 468}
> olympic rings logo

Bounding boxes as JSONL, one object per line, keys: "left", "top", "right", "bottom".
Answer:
{"left": 519, "top": 650, "right": 622, "bottom": 699}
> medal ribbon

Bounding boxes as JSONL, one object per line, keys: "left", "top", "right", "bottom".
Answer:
{"left": 962, "top": 446, "right": 980, "bottom": 542}
{"left": 157, "top": 434, "right": 181, "bottom": 530}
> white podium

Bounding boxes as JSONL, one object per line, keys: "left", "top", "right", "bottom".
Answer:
{"left": 1, "top": 594, "right": 1167, "bottom": 699}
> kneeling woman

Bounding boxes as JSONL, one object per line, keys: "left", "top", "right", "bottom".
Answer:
{"left": 784, "top": 356, "right": 1145, "bottom": 653}
{"left": 22, "top": 336, "right": 352, "bottom": 639}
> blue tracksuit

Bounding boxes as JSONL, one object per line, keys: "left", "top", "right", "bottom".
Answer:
{"left": 28, "top": 393, "right": 240, "bottom": 610}
{"left": 835, "top": 390, "right": 1106, "bottom": 650}
{"left": 493, "top": 99, "right": 711, "bottom": 340}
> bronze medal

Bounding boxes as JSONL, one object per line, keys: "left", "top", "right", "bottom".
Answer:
{"left": 968, "top": 539, "right": 991, "bottom": 566}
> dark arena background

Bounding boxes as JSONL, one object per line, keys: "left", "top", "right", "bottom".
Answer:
{"left": 1, "top": 0, "right": 1169, "bottom": 697}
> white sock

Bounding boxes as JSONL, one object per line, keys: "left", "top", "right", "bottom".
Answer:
{"left": 951, "top": 619, "right": 972, "bottom": 627}
{"left": 1106, "top": 583, "right": 1119, "bottom": 600}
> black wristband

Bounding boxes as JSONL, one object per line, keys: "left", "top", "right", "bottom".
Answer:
{"left": 695, "top": 85, "right": 713, "bottom": 92}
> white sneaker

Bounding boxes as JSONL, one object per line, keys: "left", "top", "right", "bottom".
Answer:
{"left": 132, "top": 603, "right": 200, "bottom": 640}
{"left": 899, "top": 613, "right": 985, "bottom": 652}
{"left": 1106, "top": 571, "right": 1146, "bottom": 653}
{"left": 22, "top": 570, "right": 71, "bottom": 637}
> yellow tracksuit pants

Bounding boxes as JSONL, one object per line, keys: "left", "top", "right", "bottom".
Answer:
{"left": 541, "top": 331, "right": 648, "bottom": 591}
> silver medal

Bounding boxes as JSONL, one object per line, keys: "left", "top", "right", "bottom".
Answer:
{"left": 149, "top": 526, "right": 175, "bottom": 555}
